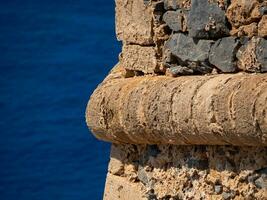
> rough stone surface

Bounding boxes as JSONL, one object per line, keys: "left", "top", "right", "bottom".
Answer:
{"left": 162, "top": 10, "right": 185, "bottom": 32}
{"left": 104, "top": 144, "right": 267, "bottom": 200}
{"left": 86, "top": 65, "right": 267, "bottom": 145}
{"left": 116, "top": 0, "right": 154, "bottom": 45}
{"left": 188, "top": 0, "right": 229, "bottom": 39}
{"left": 120, "top": 44, "right": 159, "bottom": 74}
{"left": 237, "top": 37, "right": 267, "bottom": 72}
{"left": 209, "top": 37, "right": 240, "bottom": 72}
{"left": 230, "top": 23, "right": 259, "bottom": 38}
{"left": 258, "top": 15, "right": 267, "bottom": 37}
{"left": 163, "top": 0, "right": 191, "bottom": 10}
{"left": 226, "top": 0, "right": 263, "bottom": 28}
{"left": 165, "top": 33, "right": 213, "bottom": 62}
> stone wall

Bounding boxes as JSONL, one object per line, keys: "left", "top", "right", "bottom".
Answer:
{"left": 117, "top": 0, "right": 266, "bottom": 75}
{"left": 86, "top": 0, "right": 267, "bottom": 199}
{"left": 104, "top": 144, "right": 267, "bottom": 200}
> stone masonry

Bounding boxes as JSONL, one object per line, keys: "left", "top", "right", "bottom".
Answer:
{"left": 86, "top": 0, "right": 267, "bottom": 199}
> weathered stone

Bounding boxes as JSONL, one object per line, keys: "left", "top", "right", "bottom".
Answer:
{"left": 222, "top": 192, "right": 233, "bottom": 200}
{"left": 166, "top": 65, "right": 194, "bottom": 76}
{"left": 209, "top": 37, "right": 240, "bottom": 72}
{"left": 162, "top": 10, "right": 185, "bottom": 32}
{"left": 163, "top": 0, "right": 191, "bottom": 10}
{"left": 137, "top": 167, "right": 150, "bottom": 185}
{"left": 187, "top": 61, "right": 213, "bottom": 74}
{"left": 254, "top": 176, "right": 267, "bottom": 189}
{"left": 165, "top": 33, "right": 213, "bottom": 62}
{"left": 103, "top": 144, "right": 267, "bottom": 199}
{"left": 214, "top": 184, "right": 223, "bottom": 194}
{"left": 256, "top": 38, "right": 267, "bottom": 72}
{"left": 116, "top": 0, "right": 154, "bottom": 45}
{"left": 86, "top": 65, "right": 267, "bottom": 145}
{"left": 258, "top": 15, "right": 267, "bottom": 37}
{"left": 120, "top": 44, "right": 158, "bottom": 74}
{"left": 230, "top": 23, "right": 258, "bottom": 38}
{"left": 104, "top": 173, "right": 144, "bottom": 200}
{"left": 237, "top": 37, "right": 267, "bottom": 72}
{"left": 188, "top": 0, "right": 229, "bottom": 39}
{"left": 226, "top": 0, "right": 263, "bottom": 28}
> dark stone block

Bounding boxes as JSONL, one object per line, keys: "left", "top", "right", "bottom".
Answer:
{"left": 209, "top": 37, "right": 240, "bottom": 73}
{"left": 167, "top": 65, "right": 194, "bottom": 76}
{"left": 188, "top": 0, "right": 229, "bottom": 39}
{"left": 256, "top": 38, "right": 267, "bottom": 72}
{"left": 165, "top": 33, "right": 213, "bottom": 62}
{"left": 163, "top": 10, "right": 184, "bottom": 32}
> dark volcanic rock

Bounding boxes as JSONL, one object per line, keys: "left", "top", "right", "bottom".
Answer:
{"left": 166, "top": 65, "right": 194, "bottom": 76}
{"left": 165, "top": 33, "right": 213, "bottom": 62}
{"left": 256, "top": 38, "right": 267, "bottom": 72}
{"left": 209, "top": 37, "right": 240, "bottom": 72}
{"left": 164, "top": 33, "right": 214, "bottom": 74}
{"left": 163, "top": 10, "right": 185, "bottom": 32}
{"left": 188, "top": 0, "right": 229, "bottom": 39}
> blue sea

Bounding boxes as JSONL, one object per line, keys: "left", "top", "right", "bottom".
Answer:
{"left": 0, "top": 0, "right": 121, "bottom": 199}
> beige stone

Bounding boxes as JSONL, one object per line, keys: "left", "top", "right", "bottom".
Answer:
{"left": 226, "top": 0, "right": 262, "bottom": 28}
{"left": 230, "top": 23, "right": 258, "bottom": 37}
{"left": 104, "top": 144, "right": 267, "bottom": 200}
{"left": 120, "top": 44, "right": 159, "bottom": 74}
{"left": 104, "top": 173, "right": 145, "bottom": 200}
{"left": 258, "top": 15, "right": 267, "bottom": 37}
{"left": 86, "top": 65, "right": 267, "bottom": 146}
{"left": 115, "top": 0, "right": 154, "bottom": 45}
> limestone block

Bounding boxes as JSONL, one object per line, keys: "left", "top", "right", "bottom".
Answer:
{"left": 104, "top": 173, "right": 145, "bottom": 200}
{"left": 115, "top": 0, "right": 154, "bottom": 45}
{"left": 86, "top": 67, "right": 267, "bottom": 146}
{"left": 120, "top": 44, "right": 158, "bottom": 74}
{"left": 226, "top": 0, "right": 263, "bottom": 28}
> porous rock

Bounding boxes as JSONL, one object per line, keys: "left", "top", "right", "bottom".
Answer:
{"left": 230, "top": 22, "right": 258, "bottom": 38}
{"left": 237, "top": 37, "right": 267, "bottom": 72}
{"left": 163, "top": 0, "right": 191, "bottom": 10}
{"left": 188, "top": 0, "right": 229, "bottom": 39}
{"left": 86, "top": 65, "right": 267, "bottom": 145}
{"left": 116, "top": 0, "right": 154, "bottom": 45}
{"left": 120, "top": 44, "right": 159, "bottom": 74}
{"left": 226, "top": 0, "right": 263, "bottom": 28}
{"left": 209, "top": 37, "right": 240, "bottom": 72}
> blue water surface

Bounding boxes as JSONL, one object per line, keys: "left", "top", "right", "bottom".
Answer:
{"left": 0, "top": 0, "right": 121, "bottom": 199}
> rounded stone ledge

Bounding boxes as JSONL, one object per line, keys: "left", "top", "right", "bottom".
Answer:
{"left": 86, "top": 71, "right": 267, "bottom": 146}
